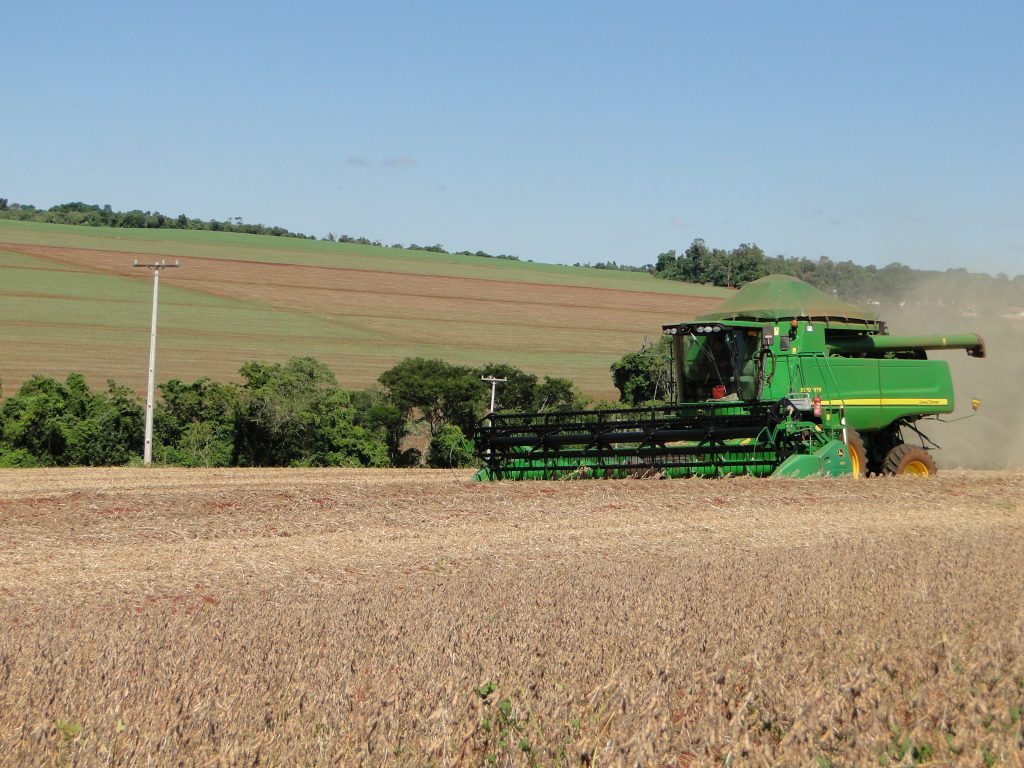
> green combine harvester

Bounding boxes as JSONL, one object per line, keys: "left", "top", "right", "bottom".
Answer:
{"left": 474, "top": 275, "right": 984, "bottom": 480}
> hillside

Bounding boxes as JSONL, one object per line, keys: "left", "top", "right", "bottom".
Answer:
{"left": 0, "top": 220, "right": 730, "bottom": 399}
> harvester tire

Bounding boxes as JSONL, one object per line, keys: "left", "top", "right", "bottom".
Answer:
{"left": 881, "top": 444, "right": 937, "bottom": 477}
{"left": 845, "top": 428, "right": 868, "bottom": 478}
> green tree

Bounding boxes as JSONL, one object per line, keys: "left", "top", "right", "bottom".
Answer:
{"left": 535, "top": 376, "right": 589, "bottom": 411}
{"left": 169, "top": 421, "right": 235, "bottom": 467}
{"left": 728, "top": 243, "right": 767, "bottom": 286}
{"left": 656, "top": 240, "right": 766, "bottom": 288}
{"left": 474, "top": 364, "right": 589, "bottom": 413}
{"left": 654, "top": 249, "right": 679, "bottom": 278}
{"left": 348, "top": 389, "right": 409, "bottom": 465}
{"left": 122, "top": 210, "right": 146, "bottom": 228}
{"left": 426, "top": 424, "right": 475, "bottom": 468}
{"left": 679, "top": 239, "right": 712, "bottom": 283}
{"left": 378, "top": 357, "right": 482, "bottom": 436}
{"left": 476, "top": 363, "right": 538, "bottom": 413}
{"left": 610, "top": 337, "right": 673, "bottom": 405}
{"left": 155, "top": 377, "right": 240, "bottom": 466}
{"left": 235, "top": 357, "right": 388, "bottom": 466}
{"left": 1, "top": 375, "right": 71, "bottom": 463}
{"left": 0, "top": 373, "right": 143, "bottom": 465}
{"left": 63, "top": 381, "right": 144, "bottom": 465}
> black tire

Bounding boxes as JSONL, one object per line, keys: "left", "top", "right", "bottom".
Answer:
{"left": 866, "top": 427, "right": 901, "bottom": 477}
{"left": 845, "top": 428, "right": 868, "bottom": 478}
{"left": 881, "top": 444, "right": 937, "bottom": 477}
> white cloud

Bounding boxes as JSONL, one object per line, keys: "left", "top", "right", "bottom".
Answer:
{"left": 383, "top": 155, "right": 416, "bottom": 168}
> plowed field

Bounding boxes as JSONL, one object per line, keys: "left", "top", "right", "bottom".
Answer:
{"left": 2, "top": 469, "right": 1022, "bottom": 765}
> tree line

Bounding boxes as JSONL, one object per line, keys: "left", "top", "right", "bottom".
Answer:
{"left": 0, "top": 200, "right": 318, "bottom": 239}
{"left": 654, "top": 239, "right": 1024, "bottom": 308}
{"left": 0, "top": 357, "right": 590, "bottom": 469}
{"left": 0, "top": 200, "right": 523, "bottom": 261}
{"left": 325, "top": 233, "right": 522, "bottom": 262}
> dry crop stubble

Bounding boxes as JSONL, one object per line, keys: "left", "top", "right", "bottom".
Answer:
{"left": 1, "top": 469, "right": 1023, "bottom": 766}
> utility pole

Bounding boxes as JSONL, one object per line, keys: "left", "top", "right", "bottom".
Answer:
{"left": 481, "top": 376, "right": 507, "bottom": 414}
{"left": 480, "top": 376, "right": 507, "bottom": 461}
{"left": 133, "top": 259, "right": 180, "bottom": 465}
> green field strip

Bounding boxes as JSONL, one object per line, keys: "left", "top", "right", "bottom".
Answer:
{"left": 0, "top": 258, "right": 381, "bottom": 344}
{"left": 0, "top": 295, "right": 374, "bottom": 343}
{"left": 0, "top": 249, "right": 79, "bottom": 270}
{"left": 319, "top": 309, "right": 669, "bottom": 340}
{"left": 0, "top": 220, "right": 731, "bottom": 297}
{"left": 1, "top": 263, "right": 237, "bottom": 307}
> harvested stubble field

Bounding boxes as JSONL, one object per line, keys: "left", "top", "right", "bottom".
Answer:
{"left": 1, "top": 469, "right": 1023, "bottom": 766}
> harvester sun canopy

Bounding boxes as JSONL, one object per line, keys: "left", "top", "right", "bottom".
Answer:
{"left": 696, "top": 274, "right": 878, "bottom": 325}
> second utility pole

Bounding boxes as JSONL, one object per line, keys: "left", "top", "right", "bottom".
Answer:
{"left": 481, "top": 375, "right": 507, "bottom": 414}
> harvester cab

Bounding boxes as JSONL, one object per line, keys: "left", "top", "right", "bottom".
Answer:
{"left": 662, "top": 320, "right": 765, "bottom": 402}
{"left": 473, "top": 275, "right": 984, "bottom": 481}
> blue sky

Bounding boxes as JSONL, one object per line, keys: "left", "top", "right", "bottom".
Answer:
{"left": 3, "top": 1, "right": 1022, "bottom": 275}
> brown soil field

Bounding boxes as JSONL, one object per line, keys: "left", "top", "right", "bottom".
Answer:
{"left": 1, "top": 469, "right": 1022, "bottom": 766}
{"left": 0, "top": 241, "right": 723, "bottom": 399}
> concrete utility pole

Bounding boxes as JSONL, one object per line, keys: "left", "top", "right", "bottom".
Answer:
{"left": 133, "top": 259, "right": 180, "bottom": 465}
{"left": 481, "top": 376, "right": 507, "bottom": 414}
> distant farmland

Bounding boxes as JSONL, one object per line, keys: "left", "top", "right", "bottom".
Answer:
{"left": 0, "top": 220, "right": 729, "bottom": 399}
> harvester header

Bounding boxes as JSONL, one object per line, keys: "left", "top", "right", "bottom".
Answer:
{"left": 474, "top": 275, "right": 984, "bottom": 480}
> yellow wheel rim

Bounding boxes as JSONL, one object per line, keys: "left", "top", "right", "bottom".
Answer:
{"left": 848, "top": 443, "right": 861, "bottom": 477}
{"left": 904, "top": 460, "right": 930, "bottom": 477}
